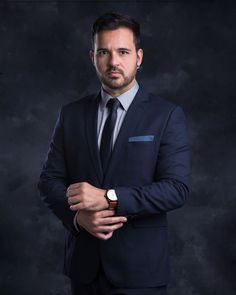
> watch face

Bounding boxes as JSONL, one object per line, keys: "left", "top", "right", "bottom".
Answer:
{"left": 107, "top": 189, "right": 117, "bottom": 201}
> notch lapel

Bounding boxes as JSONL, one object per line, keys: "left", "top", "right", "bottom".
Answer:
{"left": 103, "top": 88, "right": 150, "bottom": 183}
{"left": 85, "top": 93, "right": 103, "bottom": 185}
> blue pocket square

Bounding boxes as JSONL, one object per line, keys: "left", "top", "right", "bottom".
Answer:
{"left": 128, "top": 135, "right": 155, "bottom": 142}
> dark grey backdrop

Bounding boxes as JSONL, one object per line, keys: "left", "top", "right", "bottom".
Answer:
{"left": 0, "top": 1, "right": 235, "bottom": 294}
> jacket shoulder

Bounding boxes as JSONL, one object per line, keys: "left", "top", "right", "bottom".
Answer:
{"left": 138, "top": 86, "right": 178, "bottom": 111}
{"left": 141, "top": 89, "right": 186, "bottom": 123}
{"left": 61, "top": 93, "right": 98, "bottom": 115}
{"left": 148, "top": 92, "right": 178, "bottom": 111}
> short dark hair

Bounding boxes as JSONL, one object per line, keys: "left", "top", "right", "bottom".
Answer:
{"left": 91, "top": 12, "right": 141, "bottom": 51}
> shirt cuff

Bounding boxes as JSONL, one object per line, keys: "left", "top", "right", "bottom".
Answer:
{"left": 73, "top": 211, "right": 81, "bottom": 232}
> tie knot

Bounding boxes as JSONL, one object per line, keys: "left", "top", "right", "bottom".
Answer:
{"left": 106, "top": 98, "right": 120, "bottom": 112}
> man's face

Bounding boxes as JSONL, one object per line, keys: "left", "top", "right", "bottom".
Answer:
{"left": 91, "top": 27, "right": 143, "bottom": 96}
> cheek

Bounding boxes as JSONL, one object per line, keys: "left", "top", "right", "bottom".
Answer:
{"left": 123, "top": 60, "right": 137, "bottom": 73}
{"left": 95, "top": 60, "right": 106, "bottom": 72}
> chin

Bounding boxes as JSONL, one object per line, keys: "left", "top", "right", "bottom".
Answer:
{"left": 104, "top": 80, "right": 125, "bottom": 90}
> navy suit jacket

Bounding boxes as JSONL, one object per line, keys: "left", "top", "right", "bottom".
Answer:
{"left": 38, "top": 87, "right": 190, "bottom": 288}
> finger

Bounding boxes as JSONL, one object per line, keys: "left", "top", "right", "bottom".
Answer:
{"left": 97, "top": 223, "right": 124, "bottom": 233}
{"left": 67, "top": 183, "right": 81, "bottom": 193}
{"left": 70, "top": 202, "right": 94, "bottom": 211}
{"left": 72, "top": 201, "right": 90, "bottom": 211}
{"left": 98, "top": 210, "right": 116, "bottom": 218}
{"left": 66, "top": 188, "right": 80, "bottom": 197}
{"left": 100, "top": 216, "right": 127, "bottom": 225}
{"left": 102, "top": 231, "right": 113, "bottom": 240}
{"left": 67, "top": 196, "right": 81, "bottom": 205}
{"left": 70, "top": 182, "right": 82, "bottom": 188}
{"left": 69, "top": 203, "right": 81, "bottom": 211}
{"left": 70, "top": 181, "right": 89, "bottom": 189}
{"left": 95, "top": 232, "right": 113, "bottom": 240}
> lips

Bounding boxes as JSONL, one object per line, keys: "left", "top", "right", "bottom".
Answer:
{"left": 107, "top": 70, "right": 123, "bottom": 77}
{"left": 110, "top": 71, "right": 121, "bottom": 75}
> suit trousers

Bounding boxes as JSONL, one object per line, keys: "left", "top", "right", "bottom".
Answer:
{"left": 71, "top": 264, "right": 167, "bottom": 295}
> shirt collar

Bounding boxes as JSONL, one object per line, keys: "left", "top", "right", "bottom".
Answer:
{"left": 100, "top": 80, "right": 139, "bottom": 111}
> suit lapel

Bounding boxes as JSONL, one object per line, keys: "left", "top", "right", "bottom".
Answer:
{"left": 85, "top": 93, "right": 103, "bottom": 185}
{"left": 103, "top": 88, "right": 150, "bottom": 183}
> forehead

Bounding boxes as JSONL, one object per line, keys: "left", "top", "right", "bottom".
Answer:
{"left": 94, "top": 27, "right": 135, "bottom": 49}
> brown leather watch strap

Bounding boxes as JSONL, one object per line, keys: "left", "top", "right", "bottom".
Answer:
{"left": 108, "top": 200, "right": 118, "bottom": 210}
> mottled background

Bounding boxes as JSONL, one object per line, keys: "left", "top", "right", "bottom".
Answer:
{"left": 0, "top": 1, "right": 235, "bottom": 294}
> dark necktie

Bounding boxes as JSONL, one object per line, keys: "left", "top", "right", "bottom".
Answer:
{"left": 100, "top": 98, "right": 120, "bottom": 172}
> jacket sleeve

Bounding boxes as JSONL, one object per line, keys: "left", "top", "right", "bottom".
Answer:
{"left": 115, "top": 106, "right": 191, "bottom": 217}
{"left": 38, "top": 108, "right": 79, "bottom": 236}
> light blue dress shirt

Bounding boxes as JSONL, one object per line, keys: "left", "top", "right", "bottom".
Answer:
{"left": 97, "top": 80, "right": 139, "bottom": 149}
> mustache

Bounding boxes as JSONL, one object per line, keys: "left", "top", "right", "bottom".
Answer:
{"left": 107, "top": 67, "right": 123, "bottom": 74}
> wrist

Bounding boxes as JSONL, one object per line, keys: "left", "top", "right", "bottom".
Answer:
{"left": 99, "top": 189, "right": 109, "bottom": 209}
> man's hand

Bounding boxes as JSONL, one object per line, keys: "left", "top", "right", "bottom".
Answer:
{"left": 67, "top": 182, "right": 108, "bottom": 211}
{"left": 77, "top": 210, "right": 127, "bottom": 240}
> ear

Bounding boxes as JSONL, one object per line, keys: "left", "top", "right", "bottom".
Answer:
{"left": 90, "top": 50, "right": 95, "bottom": 66}
{"left": 136, "top": 48, "right": 143, "bottom": 67}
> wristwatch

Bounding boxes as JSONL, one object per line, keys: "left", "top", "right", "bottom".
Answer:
{"left": 105, "top": 189, "right": 118, "bottom": 210}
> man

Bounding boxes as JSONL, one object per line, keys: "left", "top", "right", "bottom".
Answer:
{"left": 38, "top": 12, "right": 190, "bottom": 295}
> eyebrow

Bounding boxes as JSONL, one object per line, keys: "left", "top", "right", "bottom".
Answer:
{"left": 96, "top": 48, "right": 132, "bottom": 52}
{"left": 97, "top": 48, "right": 108, "bottom": 52}
{"left": 118, "top": 48, "right": 132, "bottom": 51}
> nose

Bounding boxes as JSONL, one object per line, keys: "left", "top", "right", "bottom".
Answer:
{"left": 109, "top": 51, "right": 119, "bottom": 67}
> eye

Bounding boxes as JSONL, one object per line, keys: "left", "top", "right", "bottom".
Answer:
{"left": 120, "top": 50, "right": 129, "bottom": 55}
{"left": 97, "top": 50, "right": 108, "bottom": 56}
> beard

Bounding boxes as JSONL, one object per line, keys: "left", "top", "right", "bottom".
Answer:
{"left": 97, "top": 66, "right": 137, "bottom": 91}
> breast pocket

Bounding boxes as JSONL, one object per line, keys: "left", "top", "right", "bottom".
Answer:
{"left": 128, "top": 135, "right": 155, "bottom": 142}
{"left": 127, "top": 140, "right": 156, "bottom": 163}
